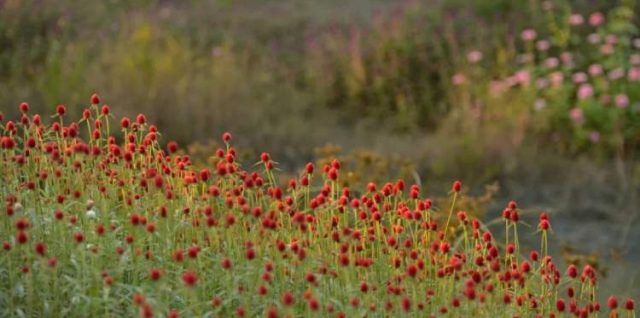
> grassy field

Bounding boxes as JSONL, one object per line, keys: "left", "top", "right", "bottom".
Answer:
{"left": 1, "top": 0, "right": 639, "bottom": 316}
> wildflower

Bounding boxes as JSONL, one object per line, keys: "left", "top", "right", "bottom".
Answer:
{"left": 16, "top": 231, "right": 28, "bottom": 244}
{"left": 222, "top": 258, "right": 232, "bottom": 269}
{"left": 615, "top": 94, "right": 629, "bottom": 108}
{"left": 521, "top": 29, "right": 537, "bottom": 41}
{"left": 86, "top": 209, "right": 97, "bottom": 219}
{"left": 608, "top": 296, "right": 618, "bottom": 310}
{"left": 589, "top": 12, "right": 604, "bottom": 26}
{"left": 182, "top": 270, "right": 198, "bottom": 287}
{"left": 35, "top": 242, "right": 46, "bottom": 256}
{"left": 91, "top": 93, "right": 101, "bottom": 105}
{"left": 569, "top": 14, "right": 584, "bottom": 25}
{"left": 452, "top": 73, "right": 466, "bottom": 86}
{"left": 467, "top": 50, "right": 483, "bottom": 63}
{"left": 569, "top": 108, "right": 584, "bottom": 125}
{"left": 452, "top": 180, "right": 462, "bottom": 192}
{"left": 624, "top": 299, "right": 635, "bottom": 311}
{"left": 539, "top": 219, "right": 550, "bottom": 231}
{"left": 282, "top": 292, "right": 295, "bottom": 306}
{"left": 19, "top": 102, "right": 29, "bottom": 113}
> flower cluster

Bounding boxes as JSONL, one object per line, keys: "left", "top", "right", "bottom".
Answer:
{"left": 0, "top": 95, "right": 635, "bottom": 317}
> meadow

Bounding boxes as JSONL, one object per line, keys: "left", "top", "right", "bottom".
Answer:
{"left": 1, "top": 0, "right": 639, "bottom": 316}
{"left": 0, "top": 100, "right": 635, "bottom": 317}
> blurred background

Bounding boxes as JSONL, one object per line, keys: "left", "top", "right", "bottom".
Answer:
{"left": 1, "top": 0, "right": 639, "bottom": 299}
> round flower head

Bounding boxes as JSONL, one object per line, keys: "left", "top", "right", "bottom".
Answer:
{"left": 86, "top": 209, "right": 97, "bottom": 220}
{"left": 521, "top": 29, "right": 537, "bottom": 41}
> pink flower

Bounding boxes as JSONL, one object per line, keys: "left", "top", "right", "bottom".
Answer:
{"left": 467, "top": 50, "right": 483, "bottom": 63}
{"left": 536, "top": 40, "right": 551, "bottom": 51}
{"left": 521, "top": 29, "right": 537, "bottom": 41}
{"left": 588, "top": 33, "right": 601, "bottom": 44}
{"left": 569, "top": 107, "right": 584, "bottom": 125}
{"left": 545, "top": 57, "right": 559, "bottom": 69}
{"left": 615, "top": 94, "right": 629, "bottom": 108}
{"left": 534, "top": 99, "right": 546, "bottom": 111}
{"left": 628, "top": 68, "right": 640, "bottom": 81}
{"left": 588, "top": 64, "right": 603, "bottom": 76}
{"left": 589, "top": 12, "right": 605, "bottom": 26}
{"left": 515, "top": 70, "right": 531, "bottom": 85}
{"left": 589, "top": 131, "right": 600, "bottom": 144}
{"left": 560, "top": 52, "right": 574, "bottom": 67}
{"left": 572, "top": 72, "right": 588, "bottom": 84}
{"left": 605, "top": 34, "right": 618, "bottom": 45}
{"left": 452, "top": 73, "right": 466, "bottom": 85}
{"left": 577, "top": 84, "right": 593, "bottom": 100}
{"left": 630, "top": 54, "right": 640, "bottom": 65}
{"left": 600, "top": 44, "right": 614, "bottom": 56}
{"left": 608, "top": 68, "right": 625, "bottom": 80}
{"left": 569, "top": 14, "right": 584, "bottom": 26}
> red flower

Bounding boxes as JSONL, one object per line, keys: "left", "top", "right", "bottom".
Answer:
{"left": 452, "top": 180, "right": 462, "bottom": 192}
{"left": 149, "top": 268, "right": 162, "bottom": 281}
{"left": 16, "top": 231, "right": 28, "bottom": 244}
{"left": 35, "top": 242, "right": 46, "bottom": 255}
{"left": 624, "top": 299, "right": 635, "bottom": 311}
{"left": 406, "top": 264, "right": 418, "bottom": 277}
{"left": 74, "top": 232, "right": 85, "bottom": 243}
{"left": 120, "top": 117, "right": 130, "bottom": 128}
{"left": 133, "top": 293, "right": 146, "bottom": 305}
{"left": 608, "top": 296, "right": 618, "bottom": 310}
{"left": 136, "top": 114, "right": 146, "bottom": 125}
{"left": 167, "top": 141, "right": 178, "bottom": 153}
{"left": 56, "top": 104, "right": 66, "bottom": 116}
{"left": 182, "top": 270, "right": 198, "bottom": 287}
{"left": 19, "top": 102, "right": 29, "bottom": 113}
{"left": 281, "top": 291, "right": 295, "bottom": 306}
{"left": 539, "top": 219, "right": 550, "bottom": 231}
{"left": 222, "top": 132, "right": 232, "bottom": 142}
{"left": 91, "top": 93, "right": 101, "bottom": 105}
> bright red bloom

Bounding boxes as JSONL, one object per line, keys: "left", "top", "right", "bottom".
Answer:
{"left": 74, "top": 232, "right": 85, "bottom": 243}
{"left": 56, "top": 104, "right": 66, "bottom": 116}
{"left": 167, "top": 141, "right": 178, "bottom": 153}
{"left": 222, "top": 258, "right": 232, "bottom": 269}
{"left": 182, "top": 270, "right": 198, "bottom": 286}
{"left": 19, "top": 102, "right": 29, "bottom": 113}
{"left": 452, "top": 180, "right": 462, "bottom": 192}
{"left": 35, "top": 242, "right": 46, "bottom": 255}
{"left": 281, "top": 291, "right": 295, "bottom": 306}
{"left": 539, "top": 219, "right": 550, "bottom": 231}
{"left": 149, "top": 268, "right": 162, "bottom": 281}
{"left": 624, "top": 299, "right": 635, "bottom": 311}
{"left": 136, "top": 114, "right": 146, "bottom": 125}
{"left": 608, "top": 296, "right": 618, "bottom": 310}
{"left": 91, "top": 93, "right": 101, "bottom": 105}
{"left": 16, "top": 231, "right": 28, "bottom": 244}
